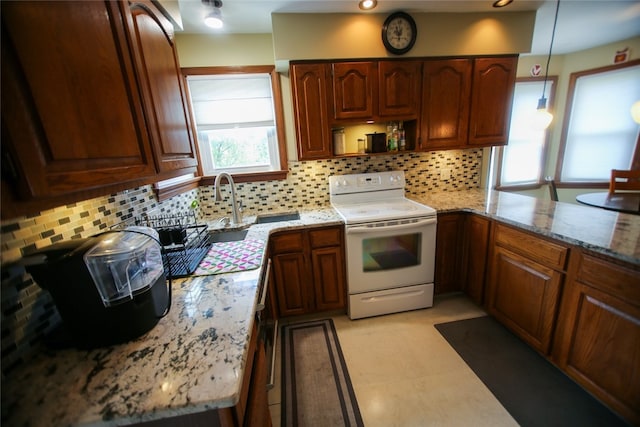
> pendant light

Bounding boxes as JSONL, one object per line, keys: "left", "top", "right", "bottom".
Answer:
{"left": 534, "top": 0, "right": 561, "bottom": 130}
{"left": 203, "top": 0, "right": 223, "bottom": 29}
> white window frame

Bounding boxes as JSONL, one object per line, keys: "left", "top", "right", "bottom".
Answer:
{"left": 181, "top": 65, "right": 288, "bottom": 182}
{"left": 494, "top": 76, "right": 557, "bottom": 190}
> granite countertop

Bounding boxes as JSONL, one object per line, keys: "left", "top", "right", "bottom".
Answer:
{"left": 412, "top": 189, "right": 640, "bottom": 266}
{"left": 1, "top": 208, "right": 342, "bottom": 427}
{"left": 3, "top": 190, "right": 639, "bottom": 427}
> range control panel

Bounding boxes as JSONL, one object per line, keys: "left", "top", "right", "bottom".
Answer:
{"left": 329, "top": 171, "right": 405, "bottom": 195}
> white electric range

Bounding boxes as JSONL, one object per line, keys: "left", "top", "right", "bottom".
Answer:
{"left": 329, "top": 171, "right": 437, "bottom": 319}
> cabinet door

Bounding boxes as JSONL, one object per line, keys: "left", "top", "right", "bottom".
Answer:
{"left": 468, "top": 56, "right": 517, "bottom": 146}
{"left": 434, "top": 213, "right": 465, "bottom": 294}
{"left": 272, "top": 253, "right": 310, "bottom": 317}
{"left": 244, "top": 342, "right": 271, "bottom": 427}
{"left": 127, "top": 1, "right": 198, "bottom": 176}
{"left": 332, "top": 62, "right": 376, "bottom": 120}
{"left": 420, "top": 59, "right": 472, "bottom": 150}
{"left": 290, "top": 63, "right": 332, "bottom": 160}
{"left": 311, "top": 247, "right": 346, "bottom": 312}
{"left": 554, "top": 253, "right": 640, "bottom": 425}
{"left": 378, "top": 61, "right": 421, "bottom": 118}
{"left": 487, "top": 246, "right": 563, "bottom": 354}
{"left": 1, "top": 1, "right": 156, "bottom": 199}
{"left": 464, "top": 215, "right": 491, "bottom": 306}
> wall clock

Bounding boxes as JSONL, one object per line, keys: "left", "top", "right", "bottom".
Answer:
{"left": 381, "top": 11, "right": 417, "bottom": 55}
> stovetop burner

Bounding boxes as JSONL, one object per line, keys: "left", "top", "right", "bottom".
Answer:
{"left": 329, "top": 171, "right": 436, "bottom": 224}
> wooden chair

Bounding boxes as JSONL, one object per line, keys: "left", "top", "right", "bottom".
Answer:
{"left": 609, "top": 169, "right": 640, "bottom": 193}
{"left": 545, "top": 177, "right": 559, "bottom": 201}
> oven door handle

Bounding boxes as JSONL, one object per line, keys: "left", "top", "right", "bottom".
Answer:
{"left": 346, "top": 217, "right": 437, "bottom": 234}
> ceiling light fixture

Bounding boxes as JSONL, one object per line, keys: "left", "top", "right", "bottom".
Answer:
{"left": 534, "top": 0, "right": 561, "bottom": 130}
{"left": 203, "top": 0, "right": 223, "bottom": 29}
{"left": 631, "top": 100, "right": 640, "bottom": 124}
{"left": 492, "top": 0, "right": 513, "bottom": 7}
{"left": 358, "top": 0, "right": 377, "bottom": 11}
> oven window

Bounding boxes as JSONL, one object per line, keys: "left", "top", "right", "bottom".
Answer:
{"left": 362, "top": 233, "right": 421, "bottom": 271}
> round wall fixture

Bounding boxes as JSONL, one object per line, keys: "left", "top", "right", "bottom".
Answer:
{"left": 381, "top": 12, "right": 417, "bottom": 55}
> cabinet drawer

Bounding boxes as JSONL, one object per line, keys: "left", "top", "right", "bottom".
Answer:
{"left": 270, "top": 231, "right": 304, "bottom": 254}
{"left": 309, "top": 226, "right": 342, "bottom": 248}
{"left": 576, "top": 253, "right": 640, "bottom": 306}
{"left": 494, "top": 224, "right": 568, "bottom": 271}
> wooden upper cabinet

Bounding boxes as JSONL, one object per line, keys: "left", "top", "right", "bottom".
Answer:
{"left": 420, "top": 59, "right": 472, "bottom": 149}
{"left": 290, "top": 63, "right": 332, "bottom": 160}
{"left": 288, "top": 55, "right": 517, "bottom": 160}
{"left": 378, "top": 61, "right": 422, "bottom": 118}
{"left": 127, "top": 0, "right": 198, "bottom": 177}
{"left": 468, "top": 56, "right": 517, "bottom": 146}
{"left": 1, "top": 1, "right": 156, "bottom": 199}
{"left": 331, "top": 62, "right": 377, "bottom": 121}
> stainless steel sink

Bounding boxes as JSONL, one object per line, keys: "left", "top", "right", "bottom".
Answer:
{"left": 208, "top": 229, "right": 248, "bottom": 243}
{"left": 255, "top": 212, "right": 300, "bottom": 224}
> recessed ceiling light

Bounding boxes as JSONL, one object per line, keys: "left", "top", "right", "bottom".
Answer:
{"left": 359, "top": 0, "right": 377, "bottom": 11}
{"left": 493, "top": 0, "right": 513, "bottom": 7}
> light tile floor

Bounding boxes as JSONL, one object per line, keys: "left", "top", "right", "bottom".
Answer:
{"left": 268, "top": 293, "right": 519, "bottom": 427}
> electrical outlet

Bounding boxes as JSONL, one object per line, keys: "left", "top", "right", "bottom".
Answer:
{"left": 440, "top": 168, "right": 451, "bottom": 180}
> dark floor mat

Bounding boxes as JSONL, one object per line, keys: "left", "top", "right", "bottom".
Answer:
{"left": 435, "top": 316, "right": 630, "bottom": 427}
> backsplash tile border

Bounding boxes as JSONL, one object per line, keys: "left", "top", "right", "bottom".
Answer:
{"left": 0, "top": 150, "right": 481, "bottom": 376}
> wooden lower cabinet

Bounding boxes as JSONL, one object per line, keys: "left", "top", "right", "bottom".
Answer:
{"left": 272, "top": 251, "right": 309, "bottom": 316}
{"left": 243, "top": 341, "right": 271, "bottom": 427}
{"left": 438, "top": 214, "right": 637, "bottom": 425}
{"left": 311, "top": 246, "right": 346, "bottom": 311}
{"left": 435, "top": 213, "right": 490, "bottom": 301}
{"left": 463, "top": 214, "right": 491, "bottom": 305}
{"left": 486, "top": 224, "right": 568, "bottom": 355}
{"left": 553, "top": 251, "right": 640, "bottom": 425}
{"left": 271, "top": 226, "right": 346, "bottom": 317}
{"left": 488, "top": 245, "right": 564, "bottom": 354}
{"left": 434, "top": 213, "right": 465, "bottom": 294}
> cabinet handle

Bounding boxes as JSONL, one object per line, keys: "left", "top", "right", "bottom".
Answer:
{"left": 1, "top": 148, "right": 20, "bottom": 184}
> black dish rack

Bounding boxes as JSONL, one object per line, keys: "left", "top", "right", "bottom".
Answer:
{"left": 118, "top": 212, "right": 212, "bottom": 278}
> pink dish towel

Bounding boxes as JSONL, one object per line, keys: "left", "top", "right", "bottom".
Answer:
{"left": 193, "top": 239, "right": 265, "bottom": 275}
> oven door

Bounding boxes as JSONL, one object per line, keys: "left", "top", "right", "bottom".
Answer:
{"left": 345, "top": 217, "right": 437, "bottom": 294}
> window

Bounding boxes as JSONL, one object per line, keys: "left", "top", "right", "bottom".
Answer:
{"left": 494, "top": 77, "right": 556, "bottom": 188}
{"left": 558, "top": 61, "right": 640, "bottom": 184}
{"left": 183, "top": 66, "right": 287, "bottom": 181}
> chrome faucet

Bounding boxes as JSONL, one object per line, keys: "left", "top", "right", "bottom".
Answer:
{"left": 214, "top": 172, "right": 243, "bottom": 226}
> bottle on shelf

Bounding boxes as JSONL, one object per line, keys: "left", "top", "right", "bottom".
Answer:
{"left": 398, "top": 121, "right": 406, "bottom": 151}
{"left": 387, "top": 122, "right": 398, "bottom": 152}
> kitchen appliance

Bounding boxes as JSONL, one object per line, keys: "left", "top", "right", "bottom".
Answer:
{"left": 329, "top": 171, "right": 437, "bottom": 319}
{"left": 366, "top": 132, "right": 386, "bottom": 153}
{"left": 24, "top": 228, "right": 169, "bottom": 348}
{"left": 333, "top": 128, "right": 346, "bottom": 155}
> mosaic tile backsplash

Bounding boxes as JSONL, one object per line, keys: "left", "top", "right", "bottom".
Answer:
{"left": 0, "top": 150, "right": 481, "bottom": 376}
